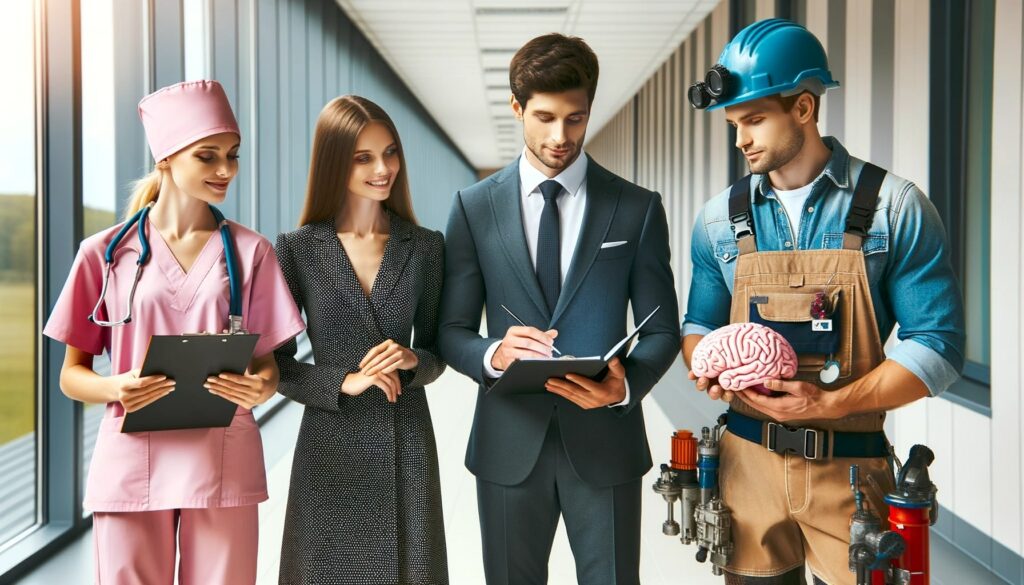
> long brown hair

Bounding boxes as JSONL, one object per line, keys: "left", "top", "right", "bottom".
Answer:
{"left": 299, "top": 95, "right": 417, "bottom": 226}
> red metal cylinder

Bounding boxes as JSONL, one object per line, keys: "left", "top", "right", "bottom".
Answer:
{"left": 670, "top": 430, "right": 697, "bottom": 471}
{"left": 889, "top": 505, "right": 931, "bottom": 585}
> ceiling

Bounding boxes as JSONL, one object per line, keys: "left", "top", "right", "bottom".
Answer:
{"left": 335, "top": 0, "right": 718, "bottom": 170}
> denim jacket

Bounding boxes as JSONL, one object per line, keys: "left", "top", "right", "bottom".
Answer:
{"left": 681, "top": 137, "right": 965, "bottom": 395}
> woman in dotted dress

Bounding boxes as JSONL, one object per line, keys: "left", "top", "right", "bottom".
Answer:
{"left": 274, "top": 95, "right": 448, "bottom": 584}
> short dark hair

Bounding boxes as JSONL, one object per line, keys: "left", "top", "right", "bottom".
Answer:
{"left": 772, "top": 91, "right": 821, "bottom": 122}
{"left": 509, "top": 33, "right": 600, "bottom": 109}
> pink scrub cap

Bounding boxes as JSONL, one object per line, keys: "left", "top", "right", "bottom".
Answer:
{"left": 138, "top": 80, "right": 240, "bottom": 162}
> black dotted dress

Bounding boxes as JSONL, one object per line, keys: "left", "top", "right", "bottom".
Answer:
{"left": 274, "top": 211, "right": 449, "bottom": 585}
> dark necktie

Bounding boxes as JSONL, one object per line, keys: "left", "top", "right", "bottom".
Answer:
{"left": 536, "top": 179, "right": 562, "bottom": 313}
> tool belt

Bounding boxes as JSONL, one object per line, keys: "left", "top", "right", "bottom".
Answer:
{"left": 725, "top": 409, "right": 889, "bottom": 460}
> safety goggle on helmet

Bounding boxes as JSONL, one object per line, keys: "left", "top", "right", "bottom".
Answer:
{"left": 688, "top": 18, "right": 839, "bottom": 111}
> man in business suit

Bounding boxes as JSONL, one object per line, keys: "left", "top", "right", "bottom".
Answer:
{"left": 438, "top": 33, "right": 680, "bottom": 585}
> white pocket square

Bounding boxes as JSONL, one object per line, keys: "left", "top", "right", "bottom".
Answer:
{"left": 600, "top": 241, "right": 628, "bottom": 249}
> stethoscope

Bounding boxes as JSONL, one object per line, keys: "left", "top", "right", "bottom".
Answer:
{"left": 87, "top": 202, "right": 246, "bottom": 334}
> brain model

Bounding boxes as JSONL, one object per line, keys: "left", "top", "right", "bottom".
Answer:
{"left": 691, "top": 322, "right": 798, "bottom": 391}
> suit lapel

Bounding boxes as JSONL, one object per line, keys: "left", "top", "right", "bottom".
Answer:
{"left": 489, "top": 162, "right": 551, "bottom": 321}
{"left": 550, "top": 160, "right": 621, "bottom": 327}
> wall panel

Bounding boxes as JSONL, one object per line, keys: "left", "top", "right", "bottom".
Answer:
{"left": 680, "top": 38, "right": 694, "bottom": 301}
{"left": 991, "top": 0, "right": 1024, "bottom": 560}
{"left": 843, "top": 0, "right": 873, "bottom": 159}
{"left": 254, "top": 0, "right": 279, "bottom": 234}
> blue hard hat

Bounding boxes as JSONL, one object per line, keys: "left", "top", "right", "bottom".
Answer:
{"left": 691, "top": 18, "right": 838, "bottom": 111}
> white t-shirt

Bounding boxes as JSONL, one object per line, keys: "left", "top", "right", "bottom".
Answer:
{"left": 772, "top": 177, "right": 818, "bottom": 243}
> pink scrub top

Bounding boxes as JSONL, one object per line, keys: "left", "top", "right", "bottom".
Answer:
{"left": 43, "top": 218, "right": 305, "bottom": 512}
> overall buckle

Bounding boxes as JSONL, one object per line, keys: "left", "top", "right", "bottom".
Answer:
{"left": 765, "top": 422, "right": 823, "bottom": 460}
{"left": 729, "top": 211, "right": 754, "bottom": 240}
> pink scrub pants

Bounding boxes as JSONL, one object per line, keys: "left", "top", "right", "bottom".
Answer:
{"left": 92, "top": 505, "right": 258, "bottom": 584}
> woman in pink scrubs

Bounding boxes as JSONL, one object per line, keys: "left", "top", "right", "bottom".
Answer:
{"left": 42, "top": 80, "right": 305, "bottom": 584}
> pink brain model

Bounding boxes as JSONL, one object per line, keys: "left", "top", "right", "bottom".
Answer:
{"left": 691, "top": 322, "right": 798, "bottom": 391}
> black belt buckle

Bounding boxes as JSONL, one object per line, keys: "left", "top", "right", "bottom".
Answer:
{"left": 766, "top": 422, "right": 823, "bottom": 460}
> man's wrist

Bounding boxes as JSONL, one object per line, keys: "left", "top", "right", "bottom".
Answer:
{"left": 482, "top": 340, "right": 504, "bottom": 378}
{"left": 606, "top": 379, "right": 630, "bottom": 408}
{"left": 824, "top": 381, "right": 858, "bottom": 419}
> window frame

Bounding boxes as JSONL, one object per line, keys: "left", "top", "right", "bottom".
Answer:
{"left": 929, "top": 0, "right": 994, "bottom": 416}
{"left": 0, "top": 0, "right": 83, "bottom": 576}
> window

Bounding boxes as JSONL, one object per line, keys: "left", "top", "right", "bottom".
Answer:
{"left": 80, "top": 0, "right": 117, "bottom": 510}
{"left": 961, "top": 0, "right": 992, "bottom": 373}
{"left": 0, "top": 0, "right": 38, "bottom": 549}
{"left": 930, "top": 0, "right": 994, "bottom": 413}
{"left": 184, "top": 0, "right": 211, "bottom": 81}
{"left": 82, "top": 0, "right": 117, "bottom": 237}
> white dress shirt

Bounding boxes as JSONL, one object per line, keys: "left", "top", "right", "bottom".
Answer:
{"left": 482, "top": 149, "right": 629, "bottom": 407}
{"left": 518, "top": 147, "right": 589, "bottom": 284}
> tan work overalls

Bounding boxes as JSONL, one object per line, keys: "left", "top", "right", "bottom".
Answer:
{"left": 718, "top": 164, "right": 896, "bottom": 585}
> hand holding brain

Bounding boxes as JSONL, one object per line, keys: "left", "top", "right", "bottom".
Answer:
{"left": 691, "top": 322, "right": 798, "bottom": 391}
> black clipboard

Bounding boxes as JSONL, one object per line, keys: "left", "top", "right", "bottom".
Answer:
{"left": 122, "top": 333, "right": 260, "bottom": 433}
{"left": 486, "top": 306, "right": 661, "bottom": 396}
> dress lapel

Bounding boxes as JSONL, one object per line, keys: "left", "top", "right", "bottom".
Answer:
{"left": 311, "top": 221, "right": 380, "bottom": 340}
{"left": 550, "top": 160, "right": 621, "bottom": 327}
{"left": 312, "top": 214, "right": 413, "bottom": 342}
{"left": 369, "top": 210, "right": 414, "bottom": 318}
{"left": 489, "top": 162, "right": 551, "bottom": 321}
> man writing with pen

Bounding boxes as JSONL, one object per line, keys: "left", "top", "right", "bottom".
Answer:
{"left": 437, "top": 33, "right": 680, "bottom": 585}
{"left": 499, "top": 304, "right": 567, "bottom": 357}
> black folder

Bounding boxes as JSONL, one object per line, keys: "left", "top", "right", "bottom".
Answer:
{"left": 486, "top": 306, "right": 660, "bottom": 397}
{"left": 122, "top": 333, "right": 260, "bottom": 433}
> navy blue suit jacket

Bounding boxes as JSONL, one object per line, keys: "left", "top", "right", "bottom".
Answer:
{"left": 438, "top": 156, "right": 680, "bottom": 487}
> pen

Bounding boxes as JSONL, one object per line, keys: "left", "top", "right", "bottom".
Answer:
{"left": 500, "top": 304, "right": 562, "bottom": 356}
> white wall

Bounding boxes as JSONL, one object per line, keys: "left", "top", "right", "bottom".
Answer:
{"left": 988, "top": 0, "right": 1024, "bottom": 561}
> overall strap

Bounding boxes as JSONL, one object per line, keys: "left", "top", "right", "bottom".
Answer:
{"left": 842, "top": 163, "right": 886, "bottom": 250}
{"left": 728, "top": 174, "right": 756, "bottom": 255}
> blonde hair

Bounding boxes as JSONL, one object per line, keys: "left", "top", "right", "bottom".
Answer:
{"left": 124, "top": 169, "right": 162, "bottom": 219}
{"left": 299, "top": 95, "right": 417, "bottom": 226}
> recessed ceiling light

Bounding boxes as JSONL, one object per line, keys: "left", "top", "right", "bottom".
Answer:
{"left": 475, "top": 7, "right": 569, "bottom": 16}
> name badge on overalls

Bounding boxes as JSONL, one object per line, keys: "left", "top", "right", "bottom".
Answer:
{"left": 812, "top": 319, "right": 833, "bottom": 332}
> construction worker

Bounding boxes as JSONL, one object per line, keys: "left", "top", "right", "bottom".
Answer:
{"left": 680, "top": 19, "right": 965, "bottom": 585}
